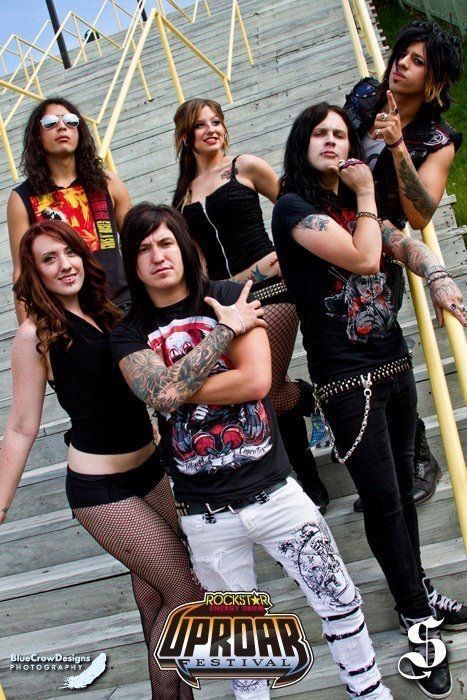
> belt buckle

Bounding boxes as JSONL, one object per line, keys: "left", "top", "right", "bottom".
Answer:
{"left": 227, "top": 502, "right": 243, "bottom": 514}
{"left": 205, "top": 502, "right": 228, "bottom": 515}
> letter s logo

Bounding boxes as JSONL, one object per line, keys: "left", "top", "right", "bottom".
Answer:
{"left": 398, "top": 617, "right": 446, "bottom": 680}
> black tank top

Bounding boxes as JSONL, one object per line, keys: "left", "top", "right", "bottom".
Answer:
{"left": 49, "top": 312, "right": 153, "bottom": 454}
{"left": 182, "top": 157, "right": 275, "bottom": 279}
{"left": 13, "top": 178, "right": 130, "bottom": 307}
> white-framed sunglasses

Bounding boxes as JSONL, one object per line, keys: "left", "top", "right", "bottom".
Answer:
{"left": 39, "top": 113, "right": 80, "bottom": 130}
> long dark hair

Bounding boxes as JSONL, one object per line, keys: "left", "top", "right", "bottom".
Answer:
{"left": 172, "top": 98, "right": 229, "bottom": 210}
{"left": 21, "top": 97, "right": 108, "bottom": 195}
{"left": 14, "top": 220, "right": 121, "bottom": 357}
{"left": 382, "top": 21, "right": 462, "bottom": 113}
{"left": 120, "top": 203, "right": 207, "bottom": 326}
{"left": 279, "top": 103, "right": 363, "bottom": 213}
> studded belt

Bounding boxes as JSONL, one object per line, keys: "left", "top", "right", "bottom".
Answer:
{"left": 176, "top": 479, "right": 287, "bottom": 519}
{"left": 250, "top": 276, "right": 292, "bottom": 305}
{"left": 316, "top": 355, "right": 412, "bottom": 403}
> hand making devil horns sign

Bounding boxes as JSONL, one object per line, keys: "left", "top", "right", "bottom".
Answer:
{"left": 373, "top": 91, "right": 403, "bottom": 147}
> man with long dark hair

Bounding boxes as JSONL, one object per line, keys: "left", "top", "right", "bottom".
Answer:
{"left": 272, "top": 101, "right": 466, "bottom": 699}
{"left": 111, "top": 202, "right": 392, "bottom": 700}
{"left": 7, "top": 97, "right": 131, "bottom": 321}
{"left": 344, "top": 21, "right": 463, "bottom": 506}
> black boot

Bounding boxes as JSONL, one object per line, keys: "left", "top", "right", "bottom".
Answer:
{"left": 277, "top": 414, "right": 329, "bottom": 514}
{"left": 413, "top": 416, "right": 442, "bottom": 504}
{"left": 399, "top": 613, "right": 452, "bottom": 698}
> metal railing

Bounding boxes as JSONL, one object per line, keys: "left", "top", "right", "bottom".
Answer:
{"left": 343, "top": 0, "right": 467, "bottom": 549}
{"left": 156, "top": 0, "right": 211, "bottom": 23}
{"left": 97, "top": 1, "right": 254, "bottom": 166}
{"left": 0, "top": 0, "right": 253, "bottom": 181}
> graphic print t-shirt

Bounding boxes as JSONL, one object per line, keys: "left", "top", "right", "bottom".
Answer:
{"left": 110, "top": 281, "right": 291, "bottom": 503}
{"left": 14, "top": 178, "right": 129, "bottom": 306}
{"left": 272, "top": 193, "right": 407, "bottom": 382}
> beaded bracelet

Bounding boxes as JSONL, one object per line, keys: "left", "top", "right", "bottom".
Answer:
{"left": 426, "top": 273, "right": 452, "bottom": 288}
{"left": 387, "top": 136, "right": 404, "bottom": 150}
{"left": 356, "top": 211, "right": 382, "bottom": 223}
{"left": 426, "top": 265, "right": 448, "bottom": 280}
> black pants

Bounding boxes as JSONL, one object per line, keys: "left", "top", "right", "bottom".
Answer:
{"left": 324, "top": 369, "right": 432, "bottom": 619}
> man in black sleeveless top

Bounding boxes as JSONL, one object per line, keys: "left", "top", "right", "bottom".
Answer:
{"left": 7, "top": 96, "right": 130, "bottom": 322}
{"left": 344, "top": 21, "right": 463, "bottom": 509}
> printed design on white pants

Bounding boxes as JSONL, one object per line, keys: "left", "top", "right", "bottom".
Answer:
{"left": 148, "top": 316, "right": 272, "bottom": 475}
{"left": 277, "top": 523, "right": 360, "bottom": 610}
{"left": 233, "top": 679, "right": 266, "bottom": 694}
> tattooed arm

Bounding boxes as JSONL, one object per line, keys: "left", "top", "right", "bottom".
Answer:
{"left": 119, "top": 323, "right": 236, "bottom": 413}
{"left": 292, "top": 204, "right": 381, "bottom": 275}
{"left": 381, "top": 220, "right": 466, "bottom": 326}
{"left": 119, "top": 281, "right": 267, "bottom": 411}
{"left": 390, "top": 143, "right": 455, "bottom": 230}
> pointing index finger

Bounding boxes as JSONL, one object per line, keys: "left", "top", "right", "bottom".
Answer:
{"left": 387, "top": 90, "right": 398, "bottom": 112}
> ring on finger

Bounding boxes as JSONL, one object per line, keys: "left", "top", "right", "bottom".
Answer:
{"left": 380, "top": 113, "right": 388, "bottom": 121}
{"left": 450, "top": 303, "right": 457, "bottom": 311}
{"left": 390, "top": 107, "right": 399, "bottom": 115}
{"left": 338, "top": 159, "right": 346, "bottom": 169}
{"left": 375, "top": 128, "right": 381, "bottom": 136}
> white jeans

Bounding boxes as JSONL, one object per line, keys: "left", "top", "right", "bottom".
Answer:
{"left": 180, "top": 477, "right": 391, "bottom": 699}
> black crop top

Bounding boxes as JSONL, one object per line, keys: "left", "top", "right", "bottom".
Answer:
{"left": 182, "top": 157, "right": 275, "bottom": 279}
{"left": 49, "top": 312, "right": 153, "bottom": 454}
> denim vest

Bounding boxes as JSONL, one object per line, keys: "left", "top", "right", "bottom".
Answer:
{"left": 344, "top": 77, "right": 462, "bottom": 229}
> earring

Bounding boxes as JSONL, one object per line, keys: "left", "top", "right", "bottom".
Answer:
{"left": 182, "top": 139, "right": 188, "bottom": 148}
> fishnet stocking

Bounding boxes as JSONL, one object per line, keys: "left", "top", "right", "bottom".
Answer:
{"left": 74, "top": 474, "right": 200, "bottom": 700}
{"left": 264, "top": 303, "right": 301, "bottom": 414}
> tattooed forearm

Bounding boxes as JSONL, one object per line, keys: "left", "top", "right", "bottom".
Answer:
{"left": 297, "top": 214, "right": 329, "bottom": 232}
{"left": 398, "top": 158, "right": 437, "bottom": 221}
{"left": 120, "top": 324, "right": 235, "bottom": 413}
{"left": 381, "top": 219, "right": 440, "bottom": 277}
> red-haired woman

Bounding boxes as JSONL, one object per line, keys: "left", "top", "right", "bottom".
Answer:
{"left": 172, "top": 98, "right": 329, "bottom": 511}
{"left": 0, "top": 220, "right": 263, "bottom": 699}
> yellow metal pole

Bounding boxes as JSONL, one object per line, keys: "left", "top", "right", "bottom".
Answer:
{"left": 73, "top": 14, "right": 88, "bottom": 64}
{"left": 96, "top": 1, "right": 146, "bottom": 124}
{"left": 155, "top": 13, "right": 185, "bottom": 104}
{"left": 131, "top": 38, "right": 153, "bottom": 102}
{"left": 341, "top": 0, "right": 369, "bottom": 76}
{"left": 99, "top": 9, "right": 156, "bottom": 161}
{"left": 407, "top": 270, "right": 467, "bottom": 549}
{"left": 352, "top": 0, "right": 385, "bottom": 76}
{"left": 161, "top": 15, "right": 227, "bottom": 79}
{"left": 0, "top": 680, "right": 7, "bottom": 699}
{"left": 226, "top": 0, "right": 236, "bottom": 81}
{"left": 223, "top": 76, "right": 233, "bottom": 104}
{"left": 0, "top": 111, "right": 18, "bottom": 180}
{"left": 419, "top": 220, "right": 467, "bottom": 405}
{"left": 204, "top": 0, "right": 211, "bottom": 17}
{"left": 235, "top": 1, "right": 254, "bottom": 65}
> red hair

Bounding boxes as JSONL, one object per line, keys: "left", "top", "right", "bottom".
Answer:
{"left": 13, "top": 220, "right": 121, "bottom": 356}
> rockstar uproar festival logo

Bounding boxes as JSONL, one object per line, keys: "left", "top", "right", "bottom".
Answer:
{"left": 155, "top": 590, "right": 313, "bottom": 689}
